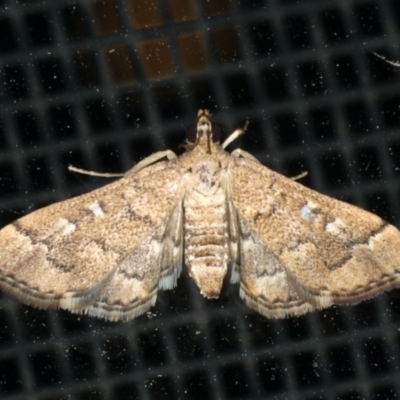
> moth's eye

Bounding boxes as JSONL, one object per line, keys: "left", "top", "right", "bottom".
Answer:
{"left": 185, "top": 123, "right": 198, "bottom": 143}
{"left": 211, "top": 123, "right": 223, "bottom": 143}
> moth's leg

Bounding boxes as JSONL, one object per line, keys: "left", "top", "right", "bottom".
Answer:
{"left": 125, "top": 150, "right": 177, "bottom": 176}
{"left": 68, "top": 166, "right": 125, "bottom": 178}
{"left": 230, "top": 150, "right": 307, "bottom": 181}
{"left": 373, "top": 52, "right": 400, "bottom": 67}
{"left": 222, "top": 121, "right": 249, "bottom": 149}
{"left": 69, "top": 150, "right": 177, "bottom": 178}
{"left": 291, "top": 171, "right": 308, "bottom": 181}
{"left": 226, "top": 119, "right": 307, "bottom": 181}
{"left": 230, "top": 148, "right": 260, "bottom": 163}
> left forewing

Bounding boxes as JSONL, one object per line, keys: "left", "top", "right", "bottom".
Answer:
{"left": 0, "top": 160, "right": 183, "bottom": 321}
{"left": 230, "top": 158, "right": 400, "bottom": 318}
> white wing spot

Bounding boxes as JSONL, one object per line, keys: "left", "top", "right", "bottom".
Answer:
{"left": 326, "top": 218, "right": 346, "bottom": 235}
{"left": 300, "top": 201, "right": 317, "bottom": 221}
{"left": 88, "top": 202, "right": 104, "bottom": 217}
{"left": 56, "top": 218, "right": 76, "bottom": 236}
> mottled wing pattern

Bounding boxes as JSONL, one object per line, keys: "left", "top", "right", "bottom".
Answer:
{"left": 0, "top": 161, "right": 183, "bottom": 321}
{"left": 230, "top": 158, "right": 400, "bottom": 318}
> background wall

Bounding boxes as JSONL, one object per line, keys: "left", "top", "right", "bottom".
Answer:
{"left": 0, "top": 0, "right": 400, "bottom": 399}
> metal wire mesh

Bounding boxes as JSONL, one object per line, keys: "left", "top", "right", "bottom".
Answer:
{"left": 0, "top": 0, "right": 400, "bottom": 399}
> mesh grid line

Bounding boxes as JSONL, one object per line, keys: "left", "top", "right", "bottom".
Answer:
{"left": 0, "top": 0, "right": 400, "bottom": 399}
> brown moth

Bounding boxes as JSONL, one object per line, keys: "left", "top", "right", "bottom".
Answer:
{"left": 0, "top": 109, "right": 399, "bottom": 321}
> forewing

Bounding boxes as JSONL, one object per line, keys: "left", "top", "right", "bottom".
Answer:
{"left": 230, "top": 158, "right": 400, "bottom": 317}
{"left": 0, "top": 160, "right": 183, "bottom": 321}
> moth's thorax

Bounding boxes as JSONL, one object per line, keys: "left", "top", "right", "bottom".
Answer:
{"left": 184, "top": 163, "right": 229, "bottom": 298}
{"left": 190, "top": 158, "right": 225, "bottom": 196}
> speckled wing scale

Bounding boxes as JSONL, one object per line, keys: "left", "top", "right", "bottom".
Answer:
{"left": 1, "top": 109, "right": 400, "bottom": 321}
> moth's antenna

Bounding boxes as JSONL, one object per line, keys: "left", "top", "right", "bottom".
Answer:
{"left": 222, "top": 120, "right": 249, "bottom": 149}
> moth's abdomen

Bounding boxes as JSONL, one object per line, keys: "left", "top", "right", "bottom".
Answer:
{"left": 184, "top": 190, "right": 228, "bottom": 298}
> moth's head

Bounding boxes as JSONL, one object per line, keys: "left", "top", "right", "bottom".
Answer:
{"left": 184, "top": 109, "right": 223, "bottom": 153}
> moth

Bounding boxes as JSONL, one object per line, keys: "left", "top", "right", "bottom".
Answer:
{"left": 0, "top": 109, "right": 400, "bottom": 322}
